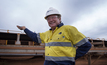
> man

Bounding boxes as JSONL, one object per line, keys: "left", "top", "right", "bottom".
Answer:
{"left": 17, "top": 7, "right": 91, "bottom": 65}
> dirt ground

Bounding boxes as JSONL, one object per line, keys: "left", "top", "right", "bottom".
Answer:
{"left": 75, "top": 55, "right": 107, "bottom": 65}
{"left": 0, "top": 55, "right": 107, "bottom": 65}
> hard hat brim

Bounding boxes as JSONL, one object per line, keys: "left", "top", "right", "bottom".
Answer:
{"left": 45, "top": 14, "right": 61, "bottom": 19}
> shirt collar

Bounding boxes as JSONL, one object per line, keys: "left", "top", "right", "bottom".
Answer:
{"left": 49, "top": 23, "right": 64, "bottom": 30}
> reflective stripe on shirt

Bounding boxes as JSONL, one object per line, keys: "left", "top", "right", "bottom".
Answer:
{"left": 74, "top": 37, "right": 88, "bottom": 46}
{"left": 45, "top": 56, "right": 75, "bottom": 61}
{"left": 45, "top": 42, "right": 72, "bottom": 47}
{"left": 37, "top": 33, "right": 41, "bottom": 43}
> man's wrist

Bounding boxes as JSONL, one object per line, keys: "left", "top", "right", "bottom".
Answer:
{"left": 23, "top": 27, "right": 26, "bottom": 30}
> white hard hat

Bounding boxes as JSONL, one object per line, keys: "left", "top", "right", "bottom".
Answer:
{"left": 45, "top": 7, "right": 61, "bottom": 19}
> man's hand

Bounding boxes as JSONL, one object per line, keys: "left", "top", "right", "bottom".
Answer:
{"left": 17, "top": 25, "right": 26, "bottom": 30}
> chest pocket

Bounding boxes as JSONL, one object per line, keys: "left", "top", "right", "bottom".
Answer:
{"left": 52, "top": 32, "right": 66, "bottom": 42}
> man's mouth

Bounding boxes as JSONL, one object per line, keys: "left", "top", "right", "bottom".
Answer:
{"left": 49, "top": 21, "right": 55, "bottom": 25}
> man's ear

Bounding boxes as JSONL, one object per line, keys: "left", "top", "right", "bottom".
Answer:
{"left": 59, "top": 17, "right": 61, "bottom": 21}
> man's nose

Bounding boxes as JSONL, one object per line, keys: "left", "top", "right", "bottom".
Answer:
{"left": 48, "top": 18, "right": 53, "bottom": 22}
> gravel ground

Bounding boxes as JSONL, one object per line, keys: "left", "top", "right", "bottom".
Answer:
{"left": 0, "top": 55, "right": 107, "bottom": 65}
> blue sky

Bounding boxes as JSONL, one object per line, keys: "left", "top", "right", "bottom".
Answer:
{"left": 0, "top": 0, "right": 107, "bottom": 40}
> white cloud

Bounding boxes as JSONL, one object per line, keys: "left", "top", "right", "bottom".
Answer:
{"left": 71, "top": 4, "right": 107, "bottom": 39}
{"left": 0, "top": 0, "right": 63, "bottom": 32}
{"left": 0, "top": 0, "right": 107, "bottom": 40}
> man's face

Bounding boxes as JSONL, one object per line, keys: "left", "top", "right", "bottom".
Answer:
{"left": 46, "top": 15, "right": 61, "bottom": 29}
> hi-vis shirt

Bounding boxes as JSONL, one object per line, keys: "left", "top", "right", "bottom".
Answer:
{"left": 36, "top": 23, "right": 88, "bottom": 62}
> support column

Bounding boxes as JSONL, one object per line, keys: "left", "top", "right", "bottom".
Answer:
{"left": 15, "top": 33, "right": 21, "bottom": 45}
{"left": 88, "top": 53, "right": 91, "bottom": 65}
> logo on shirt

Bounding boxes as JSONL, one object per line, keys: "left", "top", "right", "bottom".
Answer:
{"left": 59, "top": 32, "right": 62, "bottom": 34}
{"left": 63, "top": 36, "right": 65, "bottom": 38}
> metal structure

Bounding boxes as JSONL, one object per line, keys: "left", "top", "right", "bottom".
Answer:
{"left": 87, "top": 37, "right": 107, "bottom": 65}
{"left": 0, "top": 29, "right": 107, "bottom": 65}
{"left": 0, "top": 29, "right": 45, "bottom": 59}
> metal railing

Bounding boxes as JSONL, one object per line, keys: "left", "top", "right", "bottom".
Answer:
{"left": 0, "top": 29, "right": 24, "bottom": 34}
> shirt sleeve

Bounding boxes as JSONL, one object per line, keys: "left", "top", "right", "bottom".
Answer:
{"left": 37, "top": 32, "right": 46, "bottom": 43}
{"left": 67, "top": 25, "right": 88, "bottom": 47}
{"left": 24, "top": 28, "right": 38, "bottom": 43}
{"left": 75, "top": 41, "right": 92, "bottom": 60}
{"left": 66, "top": 26, "right": 92, "bottom": 60}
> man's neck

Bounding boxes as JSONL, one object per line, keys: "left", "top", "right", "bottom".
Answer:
{"left": 52, "top": 27, "right": 56, "bottom": 32}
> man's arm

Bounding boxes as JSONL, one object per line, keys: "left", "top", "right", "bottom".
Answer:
{"left": 24, "top": 28, "right": 38, "bottom": 43}
{"left": 17, "top": 25, "right": 38, "bottom": 43}
{"left": 75, "top": 41, "right": 92, "bottom": 60}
